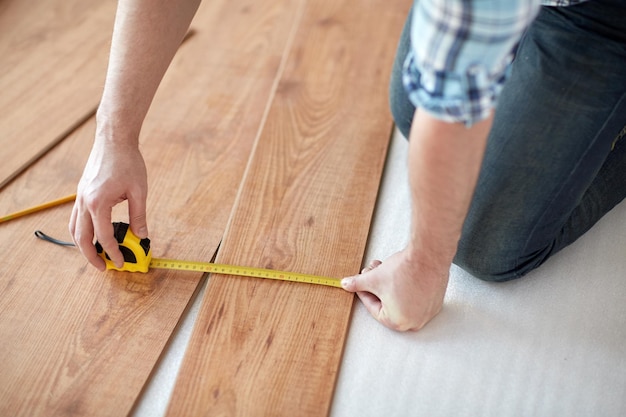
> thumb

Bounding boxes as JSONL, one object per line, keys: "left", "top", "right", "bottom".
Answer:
{"left": 341, "top": 259, "right": 382, "bottom": 292}
{"left": 341, "top": 271, "right": 373, "bottom": 293}
{"left": 342, "top": 265, "right": 385, "bottom": 322}
{"left": 341, "top": 274, "right": 360, "bottom": 293}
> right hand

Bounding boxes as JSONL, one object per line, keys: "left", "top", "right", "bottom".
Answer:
{"left": 69, "top": 137, "right": 148, "bottom": 271}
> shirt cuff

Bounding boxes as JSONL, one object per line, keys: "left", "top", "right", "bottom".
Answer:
{"left": 402, "top": 50, "right": 510, "bottom": 127}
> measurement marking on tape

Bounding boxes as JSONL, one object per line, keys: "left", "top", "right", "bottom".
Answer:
{"left": 149, "top": 258, "right": 342, "bottom": 288}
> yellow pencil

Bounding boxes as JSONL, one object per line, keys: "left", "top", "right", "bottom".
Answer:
{"left": 0, "top": 194, "right": 76, "bottom": 224}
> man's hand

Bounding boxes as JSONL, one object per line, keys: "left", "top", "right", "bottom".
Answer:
{"left": 67, "top": 0, "right": 202, "bottom": 270}
{"left": 344, "top": 111, "right": 492, "bottom": 331}
{"left": 341, "top": 249, "right": 448, "bottom": 331}
{"left": 69, "top": 139, "right": 148, "bottom": 271}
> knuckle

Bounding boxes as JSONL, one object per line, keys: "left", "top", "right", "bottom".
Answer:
{"left": 391, "top": 321, "right": 413, "bottom": 332}
{"left": 130, "top": 213, "right": 147, "bottom": 224}
{"left": 380, "top": 312, "right": 416, "bottom": 333}
{"left": 84, "top": 197, "right": 102, "bottom": 212}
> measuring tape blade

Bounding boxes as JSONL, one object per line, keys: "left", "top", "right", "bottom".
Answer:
{"left": 150, "top": 258, "right": 342, "bottom": 288}
{"left": 94, "top": 223, "right": 342, "bottom": 288}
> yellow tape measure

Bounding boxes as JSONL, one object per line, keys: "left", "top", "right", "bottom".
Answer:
{"left": 95, "top": 222, "right": 342, "bottom": 288}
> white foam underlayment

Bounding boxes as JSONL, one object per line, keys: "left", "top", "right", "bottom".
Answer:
{"left": 133, "top": 129, "right": 626, "bottom": 417}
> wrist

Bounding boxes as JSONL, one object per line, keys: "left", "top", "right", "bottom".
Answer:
{"left": 95, "top": 106, "right": 142, "bottom": 147}
{"left": 404, "top": 239, "right": 455, "bottom": 278}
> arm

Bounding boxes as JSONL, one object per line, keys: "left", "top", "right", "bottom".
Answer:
{"left": 342, "top": 110, "right": 491, "bottom": 331}
{"left": 69, "top": 0, "right": 201, "bottom": 270}
{"left": 341, "top": 0, "right": 539, "bottom": 331}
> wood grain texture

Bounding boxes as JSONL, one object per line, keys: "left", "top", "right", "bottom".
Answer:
{"left": 166, "top": 1, "right": 410, "bottom": 416}
{"left": 0, "top": 0, "right": 302, "bottom": 415}
{"left": 0, "top": 0, "right": 118, "bottom": 190}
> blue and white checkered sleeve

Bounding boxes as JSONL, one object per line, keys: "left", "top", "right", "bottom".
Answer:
{"left": 403, "top": 0, "right": 541, "bottom": 127}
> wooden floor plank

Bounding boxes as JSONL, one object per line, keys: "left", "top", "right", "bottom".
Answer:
{"left": 0, "top": 1, "right": 302, "bottom": 415}
{"left": 0, "top": 0, "right": 118, "bottom": 190}
{"left": 166, "top": 1, "right": 410, "bottom": 415}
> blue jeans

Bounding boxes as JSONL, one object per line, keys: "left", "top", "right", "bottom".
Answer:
{"left": 390, "top": 0, "right": 626, "bottom": 281}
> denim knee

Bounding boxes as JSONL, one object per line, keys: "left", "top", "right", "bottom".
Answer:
{"left": 453, "top": 225, "right": 553, "bottom": 283}
{"left": 454, "top": 238, "right": 529, "bottom": 283}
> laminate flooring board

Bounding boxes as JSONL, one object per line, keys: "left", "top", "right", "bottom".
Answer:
{"left": 0, "top": 0, "right": 119, "bottom": 190}
{"left": 0, "top": 0, "right": 303, "bottom": 415}
{"left": 166, "top": 1, "right": 411, "bottom": 415}
{"left": 0, "top": 117, "right": 175, "bottom": 417}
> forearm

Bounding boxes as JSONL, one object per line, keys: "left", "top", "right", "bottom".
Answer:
{"left": 406, "top": 110, "right": 492, "bottom": 274}
{"left": 71, "top": 0, "right": 200, "bottom": 268}
{"left": 340, "top": 111, "right": 492, "bottom": 331}
{"left": 97, "top": 0, "right": 201, "bottom": 143}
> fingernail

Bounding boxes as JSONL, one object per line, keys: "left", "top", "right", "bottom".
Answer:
{"left": 341, "top": 278, "right": 351, "bottom": 289}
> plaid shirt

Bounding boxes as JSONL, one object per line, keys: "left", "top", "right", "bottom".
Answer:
{"left": 403, "top": 0, "right": 588, "bottom": 126}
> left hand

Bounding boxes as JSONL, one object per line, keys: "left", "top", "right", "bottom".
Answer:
{"left": 341, "top": 249, "right": 449, "bottom": 332}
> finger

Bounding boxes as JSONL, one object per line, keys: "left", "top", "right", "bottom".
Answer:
{"left": 361, "top": 259, "right": 382, "bottom": 274}
{"left": 356, "top": 290, "right": 383, "bottom": 318}
{"left": 91, "top": 209, "right": 124, "bottom": 269}
{"left": 356, "top": 290, "right": 406, "bottom": 331}
{"left": 128, "top": 192, "right": 148, "bottom": 239}
{"left": 74, "top": 210, "right": 107, "bottom": 271}
{"left": 68, "top": 202, "right": 78, "bottom": 241}
{"left": 376, "top": 307, "right": 413, "bottom": 332}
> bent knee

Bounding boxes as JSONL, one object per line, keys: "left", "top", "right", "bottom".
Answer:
{"left": 454, "top": 239, "right": 552, "bottom": 283}
{"left": 454, "top": 255, "right": 521, "bottom": 282}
